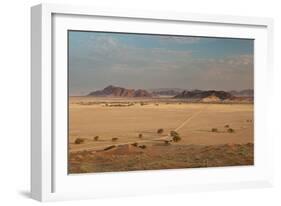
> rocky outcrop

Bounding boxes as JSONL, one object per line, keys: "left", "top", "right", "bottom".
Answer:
{"left": 88, "top": 85, "right": 152, "bottom": 97}
{"left": 174, "top": 90, "right": 233, "bottom": 101}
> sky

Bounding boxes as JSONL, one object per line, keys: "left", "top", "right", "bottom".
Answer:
{"left": 68, "top": 31, "right": 254, "bottom": 96}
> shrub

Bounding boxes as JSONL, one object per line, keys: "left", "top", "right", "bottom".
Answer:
{"left": 93, "top": 136, "right": 99, "bottom": 141}
{"left": 104, "top": 145, "right": 116, "bottom": 151}
{"left": 211, "top": 128, "right": 218, "bottom": 132}
{"left": 139, "top": 145, "right": 147, "bottom": 149}
{"left": 74, "top": 138, "right": 84, "bottom": 144}
{"left": 131, "top": 142, "right": 138, "bottom": 147}
{"left": 224, "top": 125, "right": 229, "bottom": 128}
{"left": 172, "top": 135, "right": 181, "bottom": 142}
{"left": 170, "top": 130, "right": 179, "bottom": 137}
{"left": 112, "top": 137, "right": 118, "bottom": 141}
{"left": 157, "top": 128, "right": 164, "bottom": 134}
{"left": 227, "top": 128, "right": 235, "bottom": 133}
{"left": 138, "top": 133, "right": 143, "bottom": 138}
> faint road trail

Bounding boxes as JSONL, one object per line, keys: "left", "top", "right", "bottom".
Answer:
{"left": 70, "top": 105, "right": 209, "bottom": 153}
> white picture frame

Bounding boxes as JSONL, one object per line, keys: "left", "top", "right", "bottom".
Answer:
{"left": 31, "top": 3, "right": 274, "bottom": 202}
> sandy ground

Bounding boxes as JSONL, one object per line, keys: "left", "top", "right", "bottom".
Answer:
{"left": 68, "top": 97, "right": 254, "bottom": 173}
{"left": 69, "top": 143, "right": 254, "bottom": 173}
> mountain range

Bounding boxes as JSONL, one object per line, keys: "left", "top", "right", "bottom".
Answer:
{"left": 87, "top": 85, "right": 253, "bottom": 102}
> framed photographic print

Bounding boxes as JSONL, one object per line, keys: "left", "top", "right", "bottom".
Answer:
{"left": 31, "top": 3, "right": 274, "bottom": 201}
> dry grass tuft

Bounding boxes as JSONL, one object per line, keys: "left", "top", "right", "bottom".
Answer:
{"left": 157, "top": 128, "right": 164, "bottom": 134}
{"left": 139, "top": 145, "right": 147, "bottom": 149}
{"left": 74, "top": 138, "right": 84, "bottom": 144}
{"left": 227, "top": 128, "right": 235, "bottom": 133}
{"left": 112, "top": 137, "right": 118, "bottom": 142}
{"left": 131, "top": 142, "right": 138, "bottom": 147}
{"left": 211, "top": 128, "right": 218, "bottom": 132}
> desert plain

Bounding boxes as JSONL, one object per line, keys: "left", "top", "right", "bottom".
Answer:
{"left": 69, "top": 96, "right": 254, "bottom": 174}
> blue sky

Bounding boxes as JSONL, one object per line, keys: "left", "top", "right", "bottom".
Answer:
{"left": 69, "top": 31, "right": 254, "bottom": 95}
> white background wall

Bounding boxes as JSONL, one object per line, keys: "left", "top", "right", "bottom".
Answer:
{"left": 0, "top": 0, "right": 280, "bottom": 205}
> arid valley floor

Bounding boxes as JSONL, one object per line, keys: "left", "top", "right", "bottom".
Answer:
{"left": 69, "top": 97, "right": 254, "bottom": 174}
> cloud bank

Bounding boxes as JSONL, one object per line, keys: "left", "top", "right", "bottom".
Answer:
{"left": 69, "top": 32, "right": 253, "bottom": 95}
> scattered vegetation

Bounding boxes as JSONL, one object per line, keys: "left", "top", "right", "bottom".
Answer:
{"left": 170, "top": 130, "right": 179, "bottom": 137}
{"left": 172, "top": 135, "right": 181, "bottom": 142}
{"left": 211, "top": 128, "right": 218, "bottom": 132}
{"left": 103, "top": 145, "right": 116, "bottom": 151}
{"left": 224, "top": 125, "right": 229, "bottom": 128}
{"left": 131, "top": 142, "right": 138, "bottom": 147}
{"left": 227, "top": 128, "right": 235, "bottom": 133}
{"left": 138, "top": 133, "right": 143, "bottom": 138}
{"left": 139, "top": 145, "right": 147, "bottom": 149}
{"left": 74, "top": 138, "right": 85, "bottom": 144}
{"left": 170, "top": 131, "right": 181, "bottom": 142}
{"left": 112, "top": 137, "right": 118, "bottom": 141}
{"left": 140, "top": 102, "right": 148, "bottom": 106}
{"left": 104, "top": 102, "right": 134, "bottom": 107}
{"left": 157, "top": 128, "right": 164, "bottom": 134}
{"left": 93, "top": 136, "right": 99, "bottom": 141}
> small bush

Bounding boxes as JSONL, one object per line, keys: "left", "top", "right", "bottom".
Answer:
{"left": 104, "top": 145, "right": 116, "bottom": 151}
{"left": 224, "top": 125, "right": 229, "bottom": 128}
{"left": 112, "top": 137, "right": 118, "bottom": 141}
{"left": 131, "top": 142, "right": 138, "bottom": 147}
{"left": 227, "top": 128, "right": 235, "bottom": 133}
{"left": 170, "top": 130, "right": 179, "bottom": 137}
{"left": 93, "top": 136, "right": 99, "bottom": 141}
{"left": 139, "top": 145, "right": 147, "bottom": 149}
{"left": 211, "top": 128, "right": 218, "bottom": 132}
{"left": 74, "top": 138, "right": 84, "bottom": 144}
{"left": 157, "top": 128, "right": 164, "bottom": 134}
{"left": 172, "top": 135, "right": 181, "bottom": 142}
{"left": 138, "top": 133, "right": 143, "bottom": 138}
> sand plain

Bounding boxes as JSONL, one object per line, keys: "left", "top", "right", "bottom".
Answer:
{"left": 68, "top": 96, "right": 254, "bottom": 173}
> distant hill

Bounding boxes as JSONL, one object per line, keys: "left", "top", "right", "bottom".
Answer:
{"left": 229, "top": 89, "right": 254, "bottom": 97}
{"left": 87, "top": 85, "right": 153, "bottom": 97}
{"left": 174, "top": 90, "right": 233, "bottom": 101}
{"left": 150, "top": 88, "right": 183, "bottom": 96}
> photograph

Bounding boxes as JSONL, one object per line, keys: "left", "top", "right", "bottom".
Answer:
{"left": 68, "top": 30, "right": 254, "bottom": 174}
